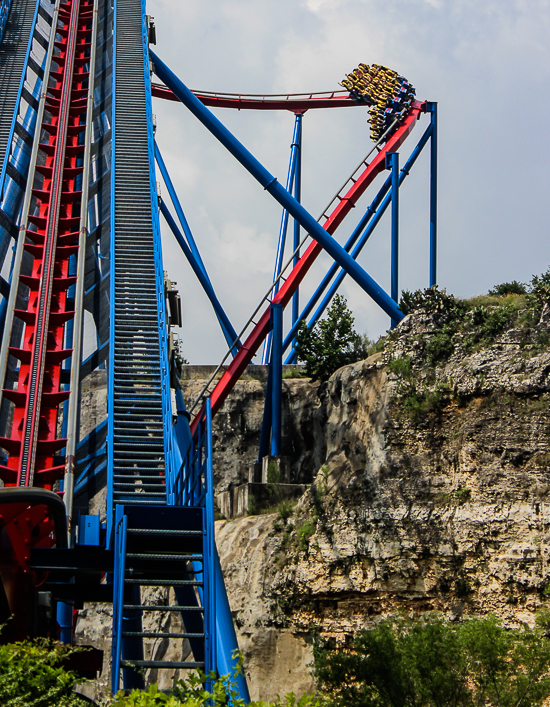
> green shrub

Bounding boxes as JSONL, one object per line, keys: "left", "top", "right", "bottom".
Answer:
{"left": 528, "top": 268, "right": 550, "bottom": 308}
{"left": 110, "top": 661, "right": 322, "bottom": 707}
{"left": 277, "top": 500, "right": 295, "bottom": 523}
{"left": 296, "top": 519, "right": 317, "bottom": 553}
{"left": 426, "top": 328, "right": 454, "bottom": 364}
{"left": 314, "top": 613, "right": 550, "bottom": 707}
{"left": 488, "top": 280, "right": 527, "bottom": 296}
{"left": 388, "top": 355, "right": 412, "bottom": 379}
{"left": 295, "top": 295, "right": 366, "bottom": 380}
{"left": 399, "top": 286, "right": 466, "bottom": 318}
{"left": 0, "top": 638, "right": 90, "bottom": 707}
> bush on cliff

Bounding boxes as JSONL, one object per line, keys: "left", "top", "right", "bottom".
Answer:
{"left": 295, "top": 295, "right": 368, "bottom": 381}
{"left": 314, "top": 613, "right": 550, "bottom": 707}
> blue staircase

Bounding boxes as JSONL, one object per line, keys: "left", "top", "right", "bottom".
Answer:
{"left": 111, "top": 504, "right": 215, "bottom": 692}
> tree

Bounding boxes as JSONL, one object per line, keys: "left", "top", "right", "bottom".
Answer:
{"left": 294, "top": 295, "right": 366, "bottom": 381}
{"left": 313, "top": 613, "right": 550, "bottom": 707}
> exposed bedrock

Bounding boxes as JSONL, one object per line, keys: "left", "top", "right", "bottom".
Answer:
{"left": 213, "top": 310, "right": 550, "bottom": 700}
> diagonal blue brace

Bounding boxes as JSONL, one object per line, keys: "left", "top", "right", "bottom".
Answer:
{"left": 284, "top": 120, "right": 434, "bottom": 363}
{"left": 155, "top": 142, "right": 211, "bottom": 281}
{"left": 150, "top": 50, "right": 403, "bottom": 325}
{"left": 160, "top": 201, "right": 241, "bottom": 352}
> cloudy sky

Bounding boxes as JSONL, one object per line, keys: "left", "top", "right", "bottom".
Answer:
{"left": 149, "top": 0, "right": 550, "bottom": 365}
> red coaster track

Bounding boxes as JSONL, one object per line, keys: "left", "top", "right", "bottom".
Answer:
{"left": 0, "top": 0, "right": 94, "bottom": 490}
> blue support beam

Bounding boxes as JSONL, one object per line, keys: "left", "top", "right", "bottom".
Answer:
{"left": 257, "top": 362, "right": 273, "bottom": 462}
{"left": 386, "top": 152, "right": 399, "bottom": 327}
{"left": 270, "top": 303, "right": 283, "bottom": 457}
{"left": 150, "top": 51, "right": 403, "bottom": 325}
{"left": 160, "top": 200, "right": 240, "bottom": 352}
{"left": 262, "top": 113, "right": 302, "bottom": 364}
{"left": 155, "top": 142, "right": 212, "bottom": 285}
{"left": 292, "top": 113, "right": 303, "bottom": 342}
{"left": 428, "top": 102, "right": 437, "bottom": 287}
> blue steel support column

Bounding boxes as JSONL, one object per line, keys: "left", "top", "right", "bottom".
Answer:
{"left": 386, "top": 152, "right": 399, "bottom": 328}
{"left": 204, "top": 399, "right": 217, "bottom": 678}
{"left": 428, "top": 102, "right": 437, "bottom": 287}
{"left": 261, "top": 113, "right": 302, "bottom": 364}
{"left": 57, "top": 603, "right": 73, "bottom": 645}
{"left": 270, "top": 303, "right": 283, "bottom": 456}
{"left": 292, "top": 112, "right": 302, "bottom": 350}
{"left": 257, "top": 362, "right": 273, "bottom": 462}
{"left": 150, "top": 51, "right": 403, "bottom": 325}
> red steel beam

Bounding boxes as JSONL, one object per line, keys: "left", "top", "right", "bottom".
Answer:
{"left": 190, "top": 102, "right": 425, "bottom": 434}
{"left": 152, "top": 83, "right": 362, "bottom": 111}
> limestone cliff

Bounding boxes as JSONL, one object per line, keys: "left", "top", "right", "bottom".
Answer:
{"left": 213, "top": 295, "right": 550, "bottom": 700}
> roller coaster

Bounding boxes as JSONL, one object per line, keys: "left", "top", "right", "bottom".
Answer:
{"left": 0, "top": 0, "right": 437, "bottom": 698}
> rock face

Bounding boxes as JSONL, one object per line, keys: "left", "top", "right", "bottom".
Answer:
{"left": 214, "top": 306, "right": 550, "bottom": 701}
{"left": 75, "top": 300, "right": 550, "bottom": 702}
{"left": 181, "top": 375, "right": 326, "bottom": 492}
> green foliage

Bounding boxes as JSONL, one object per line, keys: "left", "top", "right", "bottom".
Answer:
{"left": 110, "top": 660, "right": 322, "bottom": 707}
{"left": 282, "top": 368, "right": 307, "bottom": 379}
{"left": 398, "top": 286, "right": 466, "bottom": 318}
{"left": 296, "top": 519, "right": 317, "bottom": 552}
{"left": 489, "top": 280, "right": 527, "bottom": 296}
{"left": 397, "top": 383, "right": 447, "bottom": 423}
{"left": 453, "top": 486, "right": 471, "bottom": 505}
{"left": 425, "top": 327, "right": 455, "bottom": 364}
{"left": 295, "top": 295, "right": 364, "bottom": 380}
{"left": 277, "top": 500, "right": 295, "bottom": 523}
{"left": 0, "top": 638, "right": 90, "bottom": 707}
{"left": 388, "top": 355, "right": 412, "bottom": 379}
{"left": 528, "top": 268, "right": 550, "bottom": 308}
{"left": 267, "top": 461, "right": 281, "bottom": 484}
{"left": 314, "top": 613, "right": 550, "bottom": 707}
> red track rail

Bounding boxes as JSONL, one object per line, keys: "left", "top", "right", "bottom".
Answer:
{"left": 0, "top": 0, "right": 93, "bottom": 489}
{"left": 152, "top": 83, "right": 361, "bottom": 111}
{"left": 190, "top": 102, "right": 425, "bottom": 434}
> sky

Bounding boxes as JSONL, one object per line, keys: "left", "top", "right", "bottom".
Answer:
{"left": 149, "top": 0, "right": 550, "bottom": 365}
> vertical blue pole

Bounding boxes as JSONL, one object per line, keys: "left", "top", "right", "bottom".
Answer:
{"left": 57, "top": 603, "right": 73, "bottom": 645}
{"left": 292, "top": 113, "right": 302, "bottom": 341}
{"left": 257, "top": 363, "right": 273, "bottom": 462}
{"left": 204, "top": 399, "right": 217, "bottom": 679}
{"left": 428, "top": 102, "right": 437, "bottom": 287}
{"left": 270, "top": 303, "right": 283, "bottom": 457}
{"left": 387, "top": 152, "right": 399, "bottom": 328}
{"left": 261, "top": 114, "right": 302, "bottom": 364}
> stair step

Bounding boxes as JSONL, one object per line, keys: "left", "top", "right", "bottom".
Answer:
{"left": 124, "top": 579, "right": 203, "bottom": 587}
{"left": 127, "top": 529, "right": 202, "bottom": 536}
{"left": 124, "top": 605, "right": 204, "bottom": 612}
{"left": 121, "top": 631, "right": 205, "bottom": 639}
{"left": 121, "top": 660, "right": 205, "bottom": 669}
{"left": 126, "top": 553, "right": 202, "bottom": 561}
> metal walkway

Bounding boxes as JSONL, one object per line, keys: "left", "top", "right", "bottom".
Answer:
{"left": 110, "top": 0, "right": 166, "bottom": 508}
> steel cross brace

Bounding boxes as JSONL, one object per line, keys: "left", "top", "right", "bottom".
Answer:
{"left": 150, "top": 50, "right": 403, "bottom": 324}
